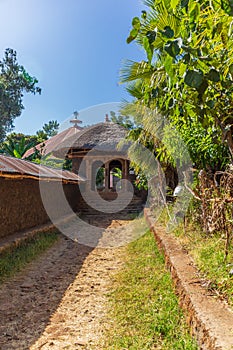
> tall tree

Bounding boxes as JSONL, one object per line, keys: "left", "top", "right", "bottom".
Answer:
{"left": 41, "top": 120, "right": 59, "bottom": 137}
{"left": 122, "top": 0, "right": 233, "bottom": 171}
{"left": 0, "top": 48, "right": 41, "bottom": 142}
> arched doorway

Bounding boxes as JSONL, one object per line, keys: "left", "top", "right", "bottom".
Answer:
{"left": 109, "top": 160, "right": 123, "bottom": 191}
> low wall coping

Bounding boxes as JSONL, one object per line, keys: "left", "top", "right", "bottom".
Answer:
{"left": 144, "top": 208, "right": 233, "bottom": 350}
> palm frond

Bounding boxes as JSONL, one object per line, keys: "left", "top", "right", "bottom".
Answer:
{"left": 143, "top": 0, "right": 155, "bottom": 8}
{"left": 126, "top": 81, "right": 144, "bottom": 99}
{"left": 120, "top": 60, "right": 153, "bottom": 83}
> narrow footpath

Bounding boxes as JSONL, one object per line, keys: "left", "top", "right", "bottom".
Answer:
{"left": 0, "top": 218, "right": 144, "bottom": 350}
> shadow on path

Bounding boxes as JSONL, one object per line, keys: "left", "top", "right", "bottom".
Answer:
{"left": 0, "top": 213, "right": 140, "bottom": 349}
{"left": 0, "top": 235, "right": 93, "bottom": 350}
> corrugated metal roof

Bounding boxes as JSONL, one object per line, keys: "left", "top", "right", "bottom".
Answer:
{"left": 23, "top": 126, "right": 82, "bottom": 158}
{"left": 0, "top": 155, "right": 85, "bottom": 182}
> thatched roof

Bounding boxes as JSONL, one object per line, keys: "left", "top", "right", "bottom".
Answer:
{"left": 53, "top": 122, "right": 128, "bottom": 156}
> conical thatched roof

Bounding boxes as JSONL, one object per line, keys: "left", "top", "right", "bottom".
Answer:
{"left": 53, "top": 122, "right": 128, "bottom": 156}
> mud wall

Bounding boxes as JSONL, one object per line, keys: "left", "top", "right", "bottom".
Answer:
{"left": 0, "top": 177, "right": 80, "bottom": 238}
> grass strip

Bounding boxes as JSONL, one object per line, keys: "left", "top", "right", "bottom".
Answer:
{"left": 0, "top": 230, "right": 59, "bottom": 283}
{"left": 103, "top": 229, "right": 197, "bottom": 350}
{"left": 174, "top": 222, "right": 233, "bottom": 307}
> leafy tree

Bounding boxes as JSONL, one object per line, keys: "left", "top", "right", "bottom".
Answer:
{"left": 2, "top": 136, "right": 35, "bottom": 158}
{"left": 3, "top": 132, "right": 38, "bottom": 146}
{"left": 36, "top": 129, "right": 48, "bottom": 142}
{"left": 0, "top": 48, "right": 41, "bottom": 142}
{"left": 0, "top": 119, "right": 59, "bottom": 159}
{"left": 110, "top": 111, "right": 134, "bottom": 130}
{"left": 122, "top": 0, "right": 233, "bottom": 171}
{"left": 39, "top": 120, "right": 59, "bottom": 138}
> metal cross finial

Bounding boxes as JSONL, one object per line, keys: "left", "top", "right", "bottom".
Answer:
{"left": 70, "top": 111, "right": 82, "bottom": 128}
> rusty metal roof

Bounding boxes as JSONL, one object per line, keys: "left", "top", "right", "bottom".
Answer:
{"left": 23, "top": 126, "right": 82, "bottom": 159}
{"left": 0, "top": 155, "right": 85, "bottom": 182}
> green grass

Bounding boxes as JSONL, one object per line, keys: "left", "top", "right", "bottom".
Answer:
{"left": 173, "top": 222, "right": 233, "bottom": 307}
{"left": 0, "top": 230, "right": 59, "bottom": 283}
{"left": 157, "top": 205, "right": 233, "bottom": 307}
{"left": 102, "top": 227, "right": 197, "bottom": 350}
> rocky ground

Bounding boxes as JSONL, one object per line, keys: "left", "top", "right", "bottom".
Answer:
{"left": 0, "top": 218, "right": 146, "bottom": 350}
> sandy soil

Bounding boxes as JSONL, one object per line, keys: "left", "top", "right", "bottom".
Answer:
{"left": 0, "top": 218, "right": 143, "bottom": 350}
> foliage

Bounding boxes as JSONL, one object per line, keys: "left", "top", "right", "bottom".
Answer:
{"left": 0, "top": 48, "right": 41, "bottom": 142}
{"left": 111, "top": 167, "right": 122, "bottom": 179}
{"left": 110, "top": 110, "right": 134, "bottom": 130}
{"left": 36, "top": 120, "right": 59, "bottom": 139}
{"left": 37, "top": 156, "right": 72, "bottom": 170}
{"left": 1, "top": 136, "right": 35, "bottom": 158}
{"left": 135, "top": 171, "right": 148, "bottom": 190}
{"left": 123, "top": 0, "right": 233, "bottom": 171}
{"left": 96, "top": 167, "right": 105, "bottom": 187}
{"left": 0, "top": 119, "right": 59, "bottom": 160}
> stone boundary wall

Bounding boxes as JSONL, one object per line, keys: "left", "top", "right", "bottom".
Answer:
{"left": 144, "top": 208, "right": 233, "bottom": 350}
{"left": 0, "top": 177, "right": 80, "bottom": 238}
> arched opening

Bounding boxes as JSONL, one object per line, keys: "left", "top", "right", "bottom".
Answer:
{"left": 109, "top": 160, "right": 123, "bottom": 191}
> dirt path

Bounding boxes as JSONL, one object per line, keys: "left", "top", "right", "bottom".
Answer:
{"left": 0, "top": 218, "right": 145, "bottom": 350}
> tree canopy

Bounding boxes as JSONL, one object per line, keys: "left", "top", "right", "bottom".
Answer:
{"left": 122, "top": 0, "right": 233, "bottom": 172}
{"left": 0, "top": 48, "right": 41, "bottom": 142}
{"left": 0, "top": 120, "right": 59, "bottom": 159}
{"left": 37, "top": 120, "right": 59, "bottom": 139}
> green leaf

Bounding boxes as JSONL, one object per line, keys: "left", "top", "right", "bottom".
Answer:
{"left": 143, "top": 37, "right": 153, "bottom": 63}
{"left": 189, "top": 2, "right": 200, "bottom": 29}
{"left": 184, "top": 70, "right": 204, "bottom": 88}
{"left": 229, "top": 64, "right": 233, "bottom": 76}
{"left": 161, "top": 26, "right": 174, "bottom": 38}
{"left": 146, "top": 30, "right": 156, "bottom": 44}
{"left": 13, "top": 149, "right": 21, "bottom": 158}
{"left": 170, "top": 0, "right": 179, "bottom": 9}
{"left": 181, "top": 0, "right": 189, "bottom": 8}
{"left": 179, "top": 62, "right": 186, "bottom": 76}
{"left": 168, "top": 97, "right": 174, "bottom": 108}
{"left": 221, "top": 0, "right": 233, "bottom": 16}
{"left": 206, "top": 100, "right": 215, "bottom": 108}
{"left": 206, "top": 69, "right": 220, "bottom": 82}
{"left": 22, "top": 70, "right": 34, "bottom": 84}
{"left": 164, "top": 40, "right": 180, "bottom": 57}
{"left": 127, "top": 28, "right": 139, "bottom": 43}
{"left": 132, "top": 17, "right": 141, "bottom": 30}
{"left": 164, "top": 55, "right": 174, "bottom": 76}
{"left": 141, "top": 10, "right": 147, "bottom": 20}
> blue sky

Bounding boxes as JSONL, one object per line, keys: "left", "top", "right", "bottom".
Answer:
{"left": 0, "top": 0, "right": 145, "bottom": 135}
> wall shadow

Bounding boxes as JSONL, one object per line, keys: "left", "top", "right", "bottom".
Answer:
{"left": 0, "top": 234, "right": 95, "bottom": 350}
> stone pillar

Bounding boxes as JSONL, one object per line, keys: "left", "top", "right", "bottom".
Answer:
{"left": 104, "top": 161, "right": 110, "bottom": 192}
{"left": 71, "top": 158, "right": 80, "bottom": 174}
{"left": 122, "top": 159, "right": 129, "bottom": 190}
{"left": 85, "top": 158, "right": 92, "bottom": 191}
{"left": 71, "top": 157, "right": 87, "bottom": 177}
